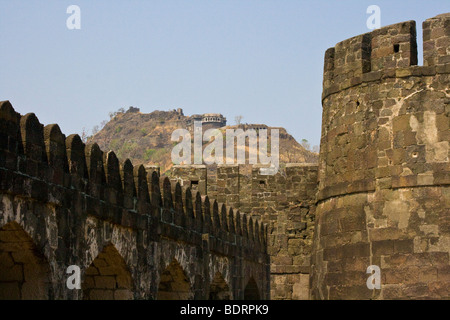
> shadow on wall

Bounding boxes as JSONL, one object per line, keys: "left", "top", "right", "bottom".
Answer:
{"left": 244, "top": 277, "right": 260, "bottom": 300}
{"left": 0, "top": 222, "right": 52, "bottom": 299}
{"left": 157, "top": 259, "right": 191, "bottom": 300}
{"left": 82, "top": 244, "right": 133, "bottom": 300}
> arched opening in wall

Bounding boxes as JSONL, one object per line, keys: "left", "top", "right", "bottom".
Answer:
{"left": 82, "top": 244, "right": 133, "bottom": 300}
{"left": 209, "top": 272, "right": 231, "bottom": 300}
{"left": 0, "top": 221, "right": 51, "bottom": 300}
{"left": 157, "top": 259, "right": 191, "bottom": 300}
{"left": 244, "top": 277, "right": 260, "bottom": 300}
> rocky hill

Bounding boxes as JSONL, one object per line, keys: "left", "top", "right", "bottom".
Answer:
{"left": 88, "top": 107, "right": 318, "bottom": 174}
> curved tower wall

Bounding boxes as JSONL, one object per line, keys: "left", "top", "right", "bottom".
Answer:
{"left": 310, "top": 14, "right": 450, "bottom": 299}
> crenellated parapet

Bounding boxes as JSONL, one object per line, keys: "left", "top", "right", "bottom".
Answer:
{"left": 423, "top": 13, "right": 450, "bottom": 66}
{"left": 311, "top": 14, "right": 450, "bottom": 300}
{"left": 169, "top": 163, "right": 319, "bottom": 300}
{"left": 323, "top": 15, "right": 449, "bottom": 101}
{"left": 0, "top": 100, "right": 270, "bottom": 300}
{"left": 318, "top": 14, "right": 450, "bottom": 201}
{"left": 0, "top": 100, "right": 267, "bottom": 251}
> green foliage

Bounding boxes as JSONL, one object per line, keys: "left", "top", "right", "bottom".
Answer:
{"left": 140, "top": 128, "right": 147, "bottom": 136}
{"left": 115, "top": 126, "right": 122, "bottom": 134}
{"left": 300, "top": 139, "right": 311, "bottom": 151}
{"left": 164, "top": 170, "right": 174, "bottom": 178}
{"left": 109, "top": 139, "right": 139, "bottom": 160}
{"left": 109, "top": 107, "right": 126, "bottom": 120}
{"left": 143, "top": 148, "right": 167, "bottom": 162}
{"left": 109, "top": 139, "right": 120, "bottom": 150}
{"left": 143, "top": 148, "right": 157, "bottom": 161}
{"left": 119, "top": 141, "right": 138, "bottom": 158}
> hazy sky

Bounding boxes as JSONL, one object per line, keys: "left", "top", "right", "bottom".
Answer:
{"left": 1, "top": 1, "right": 448, "bottom": 147}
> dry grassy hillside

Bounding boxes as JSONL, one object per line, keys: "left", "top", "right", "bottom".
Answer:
{"left": 89, "top": 107, "right": 318, "bottom": 174}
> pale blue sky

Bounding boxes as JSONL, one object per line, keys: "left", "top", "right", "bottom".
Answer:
{"left": 0, "top": 1, "right": 448, "bottom": 147}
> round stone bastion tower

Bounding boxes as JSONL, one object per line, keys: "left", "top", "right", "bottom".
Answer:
{"left": 310, "top": 13, "right": 450, "bottom": 299}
